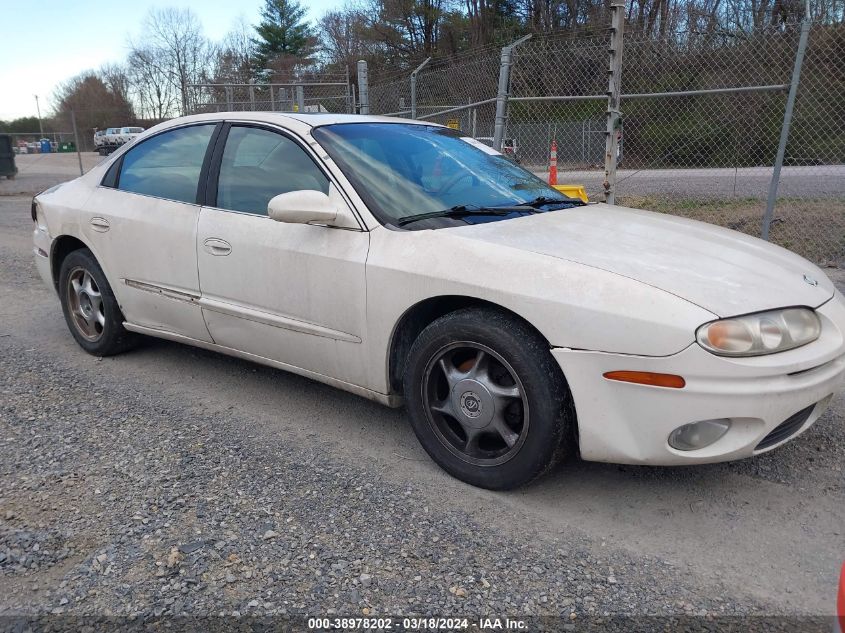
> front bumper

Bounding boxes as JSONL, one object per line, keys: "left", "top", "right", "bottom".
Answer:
{"left": 554, "top": 292, "right": 845, "bottom": 465}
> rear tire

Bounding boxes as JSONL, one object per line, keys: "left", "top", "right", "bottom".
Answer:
{"left": 403, "top": 308, "right": 575, "bottom": 489}
{"left": 58, "top": 248, "right": 137, "bottom": 356}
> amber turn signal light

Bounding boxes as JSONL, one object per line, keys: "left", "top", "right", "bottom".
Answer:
{"left": 603, "top": 371, "right": 686, "bottom": 389}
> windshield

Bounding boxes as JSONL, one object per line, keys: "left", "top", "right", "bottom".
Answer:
{"left": 312, "top": 123, "right": 576, "bottom": 227}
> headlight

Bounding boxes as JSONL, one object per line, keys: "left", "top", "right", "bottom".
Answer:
{"left": 696, "top": 308, "right": 820, "bottom": 357}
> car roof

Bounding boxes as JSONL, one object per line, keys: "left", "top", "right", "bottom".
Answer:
{"left": 135, "top": 112, "right": 448, "bottom": 147}
{"left": 156, "top": 111, "right": 441, "bottom": 130}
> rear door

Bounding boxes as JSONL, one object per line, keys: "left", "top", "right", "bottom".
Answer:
{"left": 83, "top": 122, "right": 220, "bottom": 341}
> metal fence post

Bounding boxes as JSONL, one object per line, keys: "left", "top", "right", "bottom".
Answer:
{"left": 225, "top": 85, "right": 233, "bottom": 111}
{"left": 70, "top": 110, "right": 83, "bottom": 176}
{"left": 357, "top": 60, "right": 369, "bottom": 115}
{"left": 493, "top": 35, "right": 532, "bottom": 152}
{"left": 761, "top": 9, "right": 812, "bottom": 240}
{"left": 180, "top": 79, "right": 189, "bottom": 116}
{"left": 346, "top": 65, "right": 352, "bottom": 114}
{"left": 411, "top": 57, "right": 431, "bottom": 119}
{"left": 249, "top": 79, "right": 256, "bottom": 111}
{"left": 295, "top": 85, "right": 305, "bottom": 112}
{"left": 603, "top": 0, "right": 626, "bottom": 204}
{"left": 270, "top": 84, "right": 275, "bottom": 111}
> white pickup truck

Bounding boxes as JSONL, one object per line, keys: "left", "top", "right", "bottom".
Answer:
{"left": 116, "top": 126, "right": 144, "bottom": 145}
{"left": 93, "top": 130, "right": 107, "bottom": 150}
{"left": 94, "top": 126, "right": 145, "bottom": 155}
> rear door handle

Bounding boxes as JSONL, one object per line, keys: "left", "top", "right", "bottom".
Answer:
{"left": 203, "top": 238, "right": 232, "bottom": 256}
{"left": 90, "top": 217, "right": 110, "bottom": 232}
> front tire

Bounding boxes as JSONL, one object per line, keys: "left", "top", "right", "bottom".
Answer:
{"left": 58, "top": 248, "right": 136, "bottom": 356}
{"left": 403, "top": 308, "right": 575, "bottom": 489}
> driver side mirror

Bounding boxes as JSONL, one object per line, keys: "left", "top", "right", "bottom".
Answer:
{"left": 268, "top": 189, "right": 338, "bottom": 225}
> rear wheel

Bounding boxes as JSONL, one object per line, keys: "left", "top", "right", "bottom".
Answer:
{"left": 403, "top": 308, "right": 575, "bottom": 489}
{"left": 59, "top": 248, "right": 136, "bottom": 356}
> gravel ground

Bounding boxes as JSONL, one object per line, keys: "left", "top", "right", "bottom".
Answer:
{"left": 0, "top": 341, "right": 832, "bottom": 631}
{"left": 0, "top": 153, "right": 103, "bottom": 198}
{"left": 0, "top": 161, "right": 843, "bottom": 630}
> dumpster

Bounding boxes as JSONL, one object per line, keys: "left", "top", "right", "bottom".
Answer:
{"left": 58, "top": 141, "right": 76, "bottom": 153}
{"left": 40, "top": 138, "right": 52, "bottom": 154}
{"left": 0, "top": 135, "right": 17, "bottom": 180}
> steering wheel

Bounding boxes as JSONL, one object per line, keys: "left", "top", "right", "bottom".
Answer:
{"left": 433, "top": 171, "right": 474, "bottom": 195}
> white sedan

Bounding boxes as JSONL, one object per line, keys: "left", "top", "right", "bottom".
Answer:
{"left": 31, "top": 113, "right": 845, "bottom": 489}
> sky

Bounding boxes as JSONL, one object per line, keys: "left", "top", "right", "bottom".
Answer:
{"left": 0, "top": 0, "right": 337, "bottom": 120}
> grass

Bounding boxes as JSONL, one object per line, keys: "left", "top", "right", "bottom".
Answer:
{"left": 617, "top": 195, "right": 845, "bottom": 266}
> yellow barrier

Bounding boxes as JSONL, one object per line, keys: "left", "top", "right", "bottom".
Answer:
{"left": 552, "top": 184, "right": 589, "bottom": 203}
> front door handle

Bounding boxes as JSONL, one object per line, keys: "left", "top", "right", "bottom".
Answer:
{"left": 203, "top": 238, "right": 232, "bottom": 256}
{"left": 90, "top": 217, "right": 110, "bottom": 232}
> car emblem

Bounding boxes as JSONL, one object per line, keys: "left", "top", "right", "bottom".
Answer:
{"left": 460, "top": 391, "right": 483, "bottom": 418}
{"left": 803, "top": 274, "right": 818, "bottom": 286}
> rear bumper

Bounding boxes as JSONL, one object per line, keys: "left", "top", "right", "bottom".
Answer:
{"left": 554, "top": 292, "right": 845, "bottom": 465}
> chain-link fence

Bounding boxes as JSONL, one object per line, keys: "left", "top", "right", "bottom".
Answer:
{"left": 612, "top": 24, "right": 845, "bottom": 264}
{"left": 135, "top": 23, "right": 845, "bottom": 264}
{"left": 187, "top": 76, "right": 353, "bottom": 115}
{"left": 366, "top": 18, "right": 845, "bottom": 265}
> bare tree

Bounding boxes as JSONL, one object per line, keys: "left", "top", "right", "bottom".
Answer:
{"left": 209, "top": 16, "right": 256, "bottom": 84}
{"left": 127, "top": 45, "right": 179, "bottom": 119}
{"left": 319, "top": 3, "right": 381, "bottom": 67}
{"left": 136, "top": 8, "right": 213, "bottom": 115}
{"left": 98, "top": 63, "right": 132, "bottom": 105}
{"left": 51, "top": 72, "right": 135, "bottom": 149}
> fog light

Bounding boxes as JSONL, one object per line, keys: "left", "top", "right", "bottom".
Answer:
{"left": 668, "top": 419, "right": 731, "bottom": 451}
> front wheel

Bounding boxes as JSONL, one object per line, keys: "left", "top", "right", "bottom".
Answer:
{"left": 403, "top": 308, "right": 575, "bottom": 489}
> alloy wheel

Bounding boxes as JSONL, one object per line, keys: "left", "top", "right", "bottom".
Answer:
{"left": 66, "top": 266, "right": 105, "bottom": 342}
{"left": 422, "top": 342, "right": 530, "bottom": 466}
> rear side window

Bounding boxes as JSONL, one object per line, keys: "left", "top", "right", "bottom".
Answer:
{"left": 216, "top": 126, "right": 329, "bottom": 215}
{"left": 118, "top": 124, "right": 214, "bottom": 204}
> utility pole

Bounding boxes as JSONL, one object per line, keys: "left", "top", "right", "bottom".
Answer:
{"left": 34, "top": 95, "right": 44, "bottom": 137}
{"left": 603, "top": 0, "right": 626, "bottom": 204}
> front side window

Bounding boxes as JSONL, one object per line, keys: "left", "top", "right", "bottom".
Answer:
{"left": 118, "top": 124, "right": 215, "bottom": 204}
{"left": 216, "top": 126, "right": 329, "bottom": 215}
{"left": 312, "top": 123, "right": 578, "bottom": 228}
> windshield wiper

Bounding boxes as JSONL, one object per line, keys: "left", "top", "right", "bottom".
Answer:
{"left": 519, "top": 195, "right": 585, "bottom": 208}
{"left": 397, "top": 204, "right": 535, "bottom": 227}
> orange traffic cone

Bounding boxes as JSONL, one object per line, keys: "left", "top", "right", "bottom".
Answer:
{"left": 548, "top": 140, "right": 558, "bottom": 186}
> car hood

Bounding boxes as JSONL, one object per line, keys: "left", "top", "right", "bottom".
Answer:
{"left": 445, "top": 203, "right": 834, "bottom": 317}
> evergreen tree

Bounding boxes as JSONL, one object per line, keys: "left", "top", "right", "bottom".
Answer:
{"left": 252, "top": 0, "right": 316, "bottom": 76}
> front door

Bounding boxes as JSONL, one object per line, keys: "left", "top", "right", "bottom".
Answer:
{"left": 196, "top": 123, "right": 370, "bottom": 386}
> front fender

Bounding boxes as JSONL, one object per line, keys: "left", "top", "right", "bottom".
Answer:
{"left": 364, "top": 226, "right": 715, "bottom": 394}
